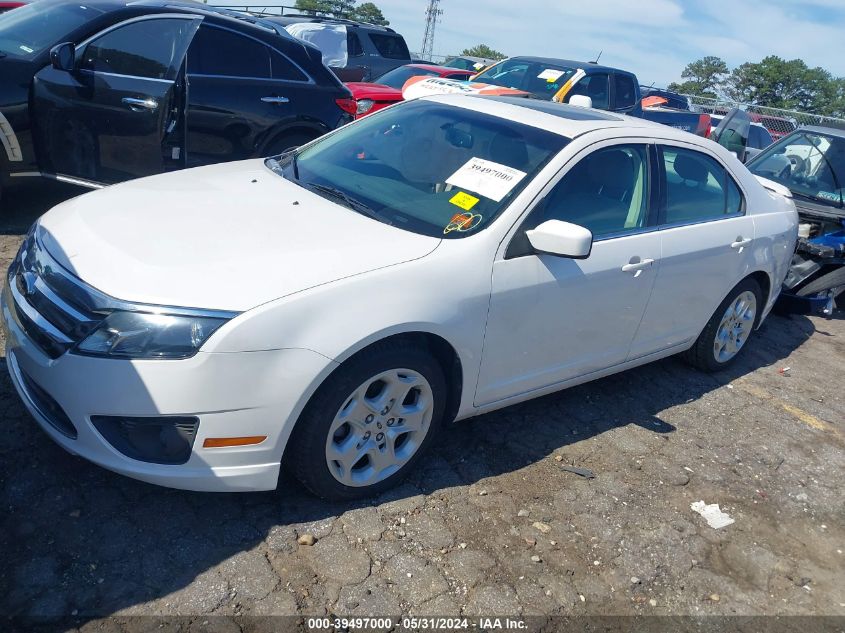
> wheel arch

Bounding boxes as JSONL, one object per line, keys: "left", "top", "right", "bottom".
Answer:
{"left": 281, "top": 330, "right": 465, "bottom": 468}
{"left": 746, "top": 270, "right": 773, "bottom": 326}
{"left": 330, "top": 330, "right": 463, "bottom": 425}
{"left": 257, "top": 120, "right": 329, "bottom": 156}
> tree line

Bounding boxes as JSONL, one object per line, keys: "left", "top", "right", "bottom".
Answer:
{"left": 668, "top": 55, "right": 845, "bottom": 117}
{"left": 294, "top": 0, "right": 389, "bottom": 26}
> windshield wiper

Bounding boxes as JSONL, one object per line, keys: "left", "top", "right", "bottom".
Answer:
{"left": 791, "top": 190, "right": 844, "bottom": 209}
{"left": 304, "top": 183, "right": 391, "bottom": 225}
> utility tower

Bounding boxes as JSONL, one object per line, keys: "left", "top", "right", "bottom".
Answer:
{"left": 420, "top": 0, "right": 443, "bottom": 61}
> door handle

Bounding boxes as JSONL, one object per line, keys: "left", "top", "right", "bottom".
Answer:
{"left": 621, "top": 258, "right": 655, "bottom": 274}
{"left": 261, "top": 96, "right": 290, "bottom": 104}
{"left": 731, "top": 237, "right": 753, "bottom": 249}
{"left": 121, "top": 97, "right": 158, "bottom": 112}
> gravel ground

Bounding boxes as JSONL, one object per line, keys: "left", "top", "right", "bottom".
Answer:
{"left": 1, "top": 182, "right": 843, "bottom": 629}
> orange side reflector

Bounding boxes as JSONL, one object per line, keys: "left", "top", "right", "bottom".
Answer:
{"left": 203, "top": 436, "right": 267, "bottom": 449}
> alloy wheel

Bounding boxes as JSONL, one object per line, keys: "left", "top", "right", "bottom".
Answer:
{"left": 325, "top": 368, "right": 434, "bottom": 487}
{"left": 713, "top": 291, "right": 757, "bottom": 363}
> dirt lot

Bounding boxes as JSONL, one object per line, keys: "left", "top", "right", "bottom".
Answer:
{"left": 0, "top": 182, "right": 843, "bottom": 629}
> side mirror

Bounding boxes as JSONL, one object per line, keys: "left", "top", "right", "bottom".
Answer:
{"left": 569, "top": 95, "right": 593, "bottom": 108}
{"left": 526, "top": 220, "right": 593, "bottom": 259}
{"left": 50, "top": 42, "right": 76, "bottom": 72}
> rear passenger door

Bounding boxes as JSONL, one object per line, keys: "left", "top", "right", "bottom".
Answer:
{"left": 185, "top": 24, "right": 310, "bottom": 166}
{"left": 629, "top": 143, "right": 756, "bottom": 358}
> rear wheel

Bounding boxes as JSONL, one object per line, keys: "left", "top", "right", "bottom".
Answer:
{"left": 287, "top": 342, "right": 447, "bottom": 500}
{"left": 264, "top": 132, "right": 318, "bottom": 157}
{"left": 683, "top": 278, "right": 762, "bottom": 372}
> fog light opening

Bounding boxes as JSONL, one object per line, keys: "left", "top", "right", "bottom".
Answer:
{"left": 90, "top": 416, "right": 199, "bottom": 465}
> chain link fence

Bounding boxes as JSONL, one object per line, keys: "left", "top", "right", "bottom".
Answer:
{"left": 684, "top": 94, "right": 845, "bottom": 138}
{"left": 410, "top": 52, "right": 451, "bottom": 64}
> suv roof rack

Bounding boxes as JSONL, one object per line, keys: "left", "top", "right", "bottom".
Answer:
{"left": 278, "top": 13, "right": 396, "bottom": 32}
{"left": 162, "top": 3, "right": 277, "bottom": 31}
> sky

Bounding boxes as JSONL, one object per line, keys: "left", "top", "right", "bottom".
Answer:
{"left": 363, "top": 0, "right": 845, "bottom": 88}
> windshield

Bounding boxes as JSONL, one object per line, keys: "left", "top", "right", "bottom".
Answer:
{"left": 268, "top": 100, "right": 568, "bottom": 238}
{"left": 0, "top": 1, "right": 100, "bottom": 59}
{"left": 375, "top": 65, "right": 440, "bottom": 90}
{"left": 445, "top": 57, "right": 486, "bottom": 71}
{"left": 748, "top": 130, "right": 845, "bottom": 208}
{"left": 473, "top": 59, "right": 578, "bottom": 99}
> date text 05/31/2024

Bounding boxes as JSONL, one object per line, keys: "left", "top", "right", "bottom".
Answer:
{"left": 306, "top": 617, "right": 528, "bottom": 630}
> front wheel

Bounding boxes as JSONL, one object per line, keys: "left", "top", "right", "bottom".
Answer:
{"left": 286, "top": 343, "right": 446, "bottom": 500}
{"left": 683, "top": 278, "right": 762, "bottom": 372}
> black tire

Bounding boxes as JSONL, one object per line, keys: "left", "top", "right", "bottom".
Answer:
{"left": 286, "top": 341, "right": 447, "bottom": 501}
{"left": 264, "top": 132, "right": 317, "bottom": 157}
{"left": 796, "top": 267, "right": 845, "bottom": 297}
{"left": 682, "top": 278, "right": 763, "bottom": 372}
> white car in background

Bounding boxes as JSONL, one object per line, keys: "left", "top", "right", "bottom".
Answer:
{"left": 2, "top": 95, "right": 797, "bottom": 499}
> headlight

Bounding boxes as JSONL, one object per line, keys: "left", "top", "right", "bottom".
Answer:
{"left": 76, "top": 311, "right": 229, "bottom": 359}
{"left": 356, "top": 99, "right": 375, "bottom": 115}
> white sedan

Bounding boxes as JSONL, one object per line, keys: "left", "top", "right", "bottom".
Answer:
{"left": 2, "top": 95, "right": 797, "bottom": 499}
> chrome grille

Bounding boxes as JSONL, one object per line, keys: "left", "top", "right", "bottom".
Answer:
{"left": 7, "top": 228, "right": 105, "bottom": 359}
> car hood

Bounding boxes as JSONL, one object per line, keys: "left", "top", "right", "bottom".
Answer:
{"left": 346, "top": 82, "right": 403, "bottom": 101}
{"left": 37, "top": 160, "right": 441, "bottom": 312}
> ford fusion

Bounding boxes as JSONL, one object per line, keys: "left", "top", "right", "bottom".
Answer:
{"left": 2, "top": 95, "right": 798, "bottom": 499}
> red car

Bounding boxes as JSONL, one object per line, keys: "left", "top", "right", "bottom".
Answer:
{"left": 346, "top": 63, "right": 475, "bottom": 118}
{"left": 0, "top": 0, "right": 30, "bottom": 12}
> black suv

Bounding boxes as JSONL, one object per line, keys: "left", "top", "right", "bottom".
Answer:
{"left": 268, "top": 16, "right": 411, "bottom": 82}
{"left": 0, "top": 0, "right": 354, "bottom": 196}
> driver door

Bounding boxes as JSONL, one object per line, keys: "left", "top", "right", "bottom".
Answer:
{"left": 475, "top": 141, "right": 660, "bottom": 406}
{"left": 32, "top": 15, "right": 201, "bottom": 184}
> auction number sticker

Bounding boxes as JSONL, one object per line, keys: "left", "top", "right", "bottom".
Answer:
{"left": 446, "top": 157, "right": 528, "bottom": 202}
{"left": 537, "top": 68, "right": 565, "bottom": 82}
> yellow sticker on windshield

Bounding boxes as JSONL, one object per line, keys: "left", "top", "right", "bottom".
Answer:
{"left": 450, "top": 191, "right": 480, "bottom": 211}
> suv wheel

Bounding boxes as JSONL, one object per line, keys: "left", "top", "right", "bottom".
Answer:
{"left": 265, "top": 132, "right": 318, "bottom": 157}
{"left": 287, "top": 342, "right": 446, "bottom": 500}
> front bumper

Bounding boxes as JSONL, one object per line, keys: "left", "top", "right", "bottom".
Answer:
{"left": 2, "top": 289, "right": 335, "bottom": 492}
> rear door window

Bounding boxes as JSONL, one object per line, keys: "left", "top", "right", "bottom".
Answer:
{"left": 81, "top": 18, "right": 198, "bottom": 80}
{"left": 660, "top": 146, "right": 744, "bottom": 225}
{"left": 187, "top": 25, "right": 271, "bottom": 78}
{"left": 270, "top": 48, "right": 307, "bottom": 81}
{"left": 368, "top": 33, "right": 410, "bottom": 60}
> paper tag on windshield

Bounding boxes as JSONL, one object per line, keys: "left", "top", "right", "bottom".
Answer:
{"left": 473, "top": 62, "right": 485, "bottom": 70}
{"left": 537, "top": 69, "right": 565, "bottom": 82}
{"left": 446, "top": 158, "right": 528, "bottom": 202}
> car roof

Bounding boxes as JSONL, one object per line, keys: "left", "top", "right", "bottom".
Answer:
{"left": 408, "top": 63, "right": 472, "bottom": 74}
{"left": 425, "top": 94, "right": 681, "bottom": 140}
{"left": 505, "top": 56, "right": 626, "bottom": 75}
{"left": 797, "top": 125, "right": 845, "bottom": 137}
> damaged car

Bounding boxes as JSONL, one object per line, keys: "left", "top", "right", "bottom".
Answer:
{"left": 3, "top": 96, "right": 797, "bottom": 497}
{"left": 714, "top": 111, "right": 845, "bottom": 315}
